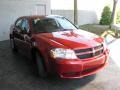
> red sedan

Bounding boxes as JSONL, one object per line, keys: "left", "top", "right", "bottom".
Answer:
{"left": 10, "top": 15, "right": 109, "bottom": 79}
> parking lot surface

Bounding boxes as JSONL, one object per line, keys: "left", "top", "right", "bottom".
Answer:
{"left": 0, "top": 40, "right": 120, "bottom": 90}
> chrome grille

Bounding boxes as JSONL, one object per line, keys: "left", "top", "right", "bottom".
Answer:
{"left": 75, "top": 44, "right": 104, "bottom": 59}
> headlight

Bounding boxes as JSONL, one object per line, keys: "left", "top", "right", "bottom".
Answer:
{"left": 50, "top": 48, "right": 77, "bottom": 59}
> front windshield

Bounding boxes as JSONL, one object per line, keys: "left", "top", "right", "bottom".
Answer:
{"left": 56, "top": 17, "right": 77, "bottom": 30}
{"left": 32, "top": 17, "right": 77, "bottom": 33}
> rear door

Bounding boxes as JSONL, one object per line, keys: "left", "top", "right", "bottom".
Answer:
{"left": 20, "top": 18, "right": 31, "bottom": 57}
{"left": 14, "top": 18, "right": 31, "bottom": 57}
{"left": 14, "top": 18, "right": 23, "bottom": 49}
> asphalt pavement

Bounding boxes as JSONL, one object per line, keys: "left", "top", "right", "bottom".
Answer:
{"left": 0, "top": 40, "right": 120, "bottom": 90}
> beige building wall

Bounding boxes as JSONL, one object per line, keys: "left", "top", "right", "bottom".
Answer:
{"left": 0, "top": 0, "right": 51, "bottom": 41}
{"left": 51, "top": 0, "right": 120, "bottom": 25}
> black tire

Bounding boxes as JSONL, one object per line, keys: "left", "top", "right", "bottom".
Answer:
{"left": 10, "top": 37, "right": 17, "bottom": 52}
{"left": 36, "top": 52, "right": 47, "bottom": 78}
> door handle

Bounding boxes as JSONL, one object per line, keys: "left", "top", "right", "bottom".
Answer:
{"left": 23, "top": 35, "right": 31, "bottom": 43}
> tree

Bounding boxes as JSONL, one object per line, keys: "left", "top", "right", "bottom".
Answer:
{"left": 109, "top": 0, "right": 119, "bottom": 28}
{"left": 100, "top": 6, "right": 111, "bottom": 25}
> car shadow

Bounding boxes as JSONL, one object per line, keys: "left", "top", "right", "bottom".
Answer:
{"left": 11, "top": 50, "right": 96, "bottom": 90}
{"left": 0, "top": 40, "right": 96, "bottom": 90}
{"left": 43, "top": 74, "right": 96, "bottom": 90}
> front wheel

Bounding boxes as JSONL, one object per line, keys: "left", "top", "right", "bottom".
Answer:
{"left": 36, "top": 52, "right": 47, "bottom": 78}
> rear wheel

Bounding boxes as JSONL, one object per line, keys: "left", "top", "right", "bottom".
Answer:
{"left": 36, "top": 52, "right": 47, "bottom": 78}
{"left": 10, "top": 37, "right": 17, "bottom": 52}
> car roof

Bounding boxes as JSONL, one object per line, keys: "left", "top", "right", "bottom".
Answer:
{"left": 19, "top": 15, "right": 64, "bottom": 20}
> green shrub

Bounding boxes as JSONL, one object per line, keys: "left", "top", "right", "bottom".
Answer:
{"left": 100, "top": 6, "right": 111, "bottom": 25}
{"left": 116, "top": 9, "right": 120, "bottom": 24}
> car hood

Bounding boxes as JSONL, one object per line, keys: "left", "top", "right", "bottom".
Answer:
{"left": 36, "top": 29, "right": 103, "bottom": 49}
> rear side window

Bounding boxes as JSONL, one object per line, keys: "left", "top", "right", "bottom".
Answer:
{"left": 15, "top": 19, "right": 22, "bottom": 28}
{"left": 21, "top": 19, "right": 29, "bottom": 32}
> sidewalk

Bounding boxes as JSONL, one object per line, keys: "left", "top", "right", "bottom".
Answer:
{"left": 105, "top": 35, "right": 120, "bottom": 68}
{"left": 112, "top": 24, "right": 120, "bottom": 30}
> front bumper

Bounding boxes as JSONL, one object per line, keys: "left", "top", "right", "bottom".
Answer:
{"left": 54, "top": 51, "right": 109, "bottom": 79}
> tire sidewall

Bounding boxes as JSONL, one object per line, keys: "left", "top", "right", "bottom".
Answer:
{"left": 10, "top": 37, "right": 17, "bottom": 52}
{"left": 10, "top": 38, "right": 15, "bottom": 49}
{"left": 36, "top": 52, "right": 47, "bottom": 78}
